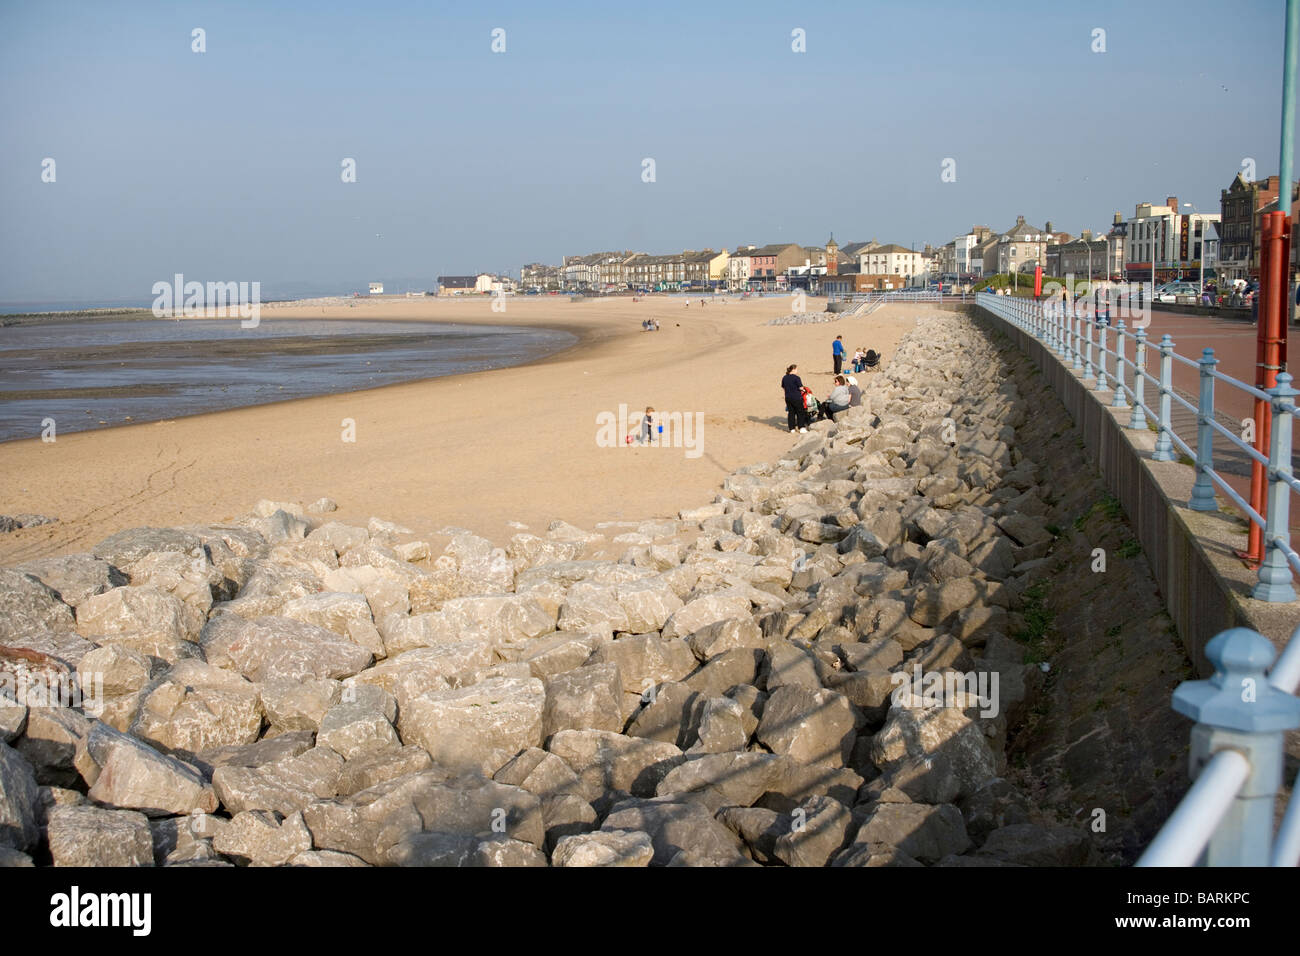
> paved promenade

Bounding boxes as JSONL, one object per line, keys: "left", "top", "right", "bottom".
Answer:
{"left": 1083, "top": 305, "right": 1299, "bottom": 534}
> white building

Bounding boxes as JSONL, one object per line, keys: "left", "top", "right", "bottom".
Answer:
{"left": 953, "top": 226, "right": 993, "bottom": 277}
{"left": 1123, "top": 196, "right": 1221, "bottom": 283}
{"left": 369, "top": 282, "right": 384, "bottom": 294}
{"left": 858, "top": 244, "right": 926, "bottom": 284}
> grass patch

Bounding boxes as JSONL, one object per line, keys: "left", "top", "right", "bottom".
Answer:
{"left": 1013, "top": 580, "right": 1054, "bottom": 664}
{"left": 1105, "top": 624, "right": 1122, "bottom": 638}
{"left": 1117, "top": 538, "right": 1142, "bottom": 559}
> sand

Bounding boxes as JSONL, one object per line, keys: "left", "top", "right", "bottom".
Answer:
{"left": 0, "top": 295, "right": 914, "bottom": 564}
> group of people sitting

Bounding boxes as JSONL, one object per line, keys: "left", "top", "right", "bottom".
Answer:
{"left": 640, "top": 318, "right": 660, "bottom": 331}
{"left": 850, "top": 347, "right": 880, "bottom": 373}
{"left": 780, "top": 364, "right": 863, "bottom": 432}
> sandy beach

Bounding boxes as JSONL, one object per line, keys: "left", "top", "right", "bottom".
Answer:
{"left": 0, "top": 296, "right": 914, "bottom": 564}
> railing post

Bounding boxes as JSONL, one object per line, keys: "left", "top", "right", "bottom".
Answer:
{"left": 1253, "top": 372, "right": 1298, "bottom": 602}
{"left": 1084, "top": 314, "right": 1094, "bottom": 379}
{"left": 1153, "top": 334, "right": 1176, "bottom": 461}
{"left": 1112, "top": 319, "right": 1129, "bottom": 408}
{"left": 1128, "top": 327, "right": 1148, "bottom": 429}
{"left": 1170, "top": 628, "right": 1300, "bottom": 865}
{"left": 1061, "top": 300, "right": 1073, "bottom": 362}
{"left": 1189, "top": 347, "right": 1219, "bottom": 512}
{"left": 1095, "top": 319, "right": 1109, "bottom": 392}
{"left": 1072, "top": 309, "right": 1084, "bottom": 371}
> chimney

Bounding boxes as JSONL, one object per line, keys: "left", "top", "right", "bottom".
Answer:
{"left": 1166, "top": 196, "right": 1178, "bottom": 210}
{"left": 1045, "top": 221, "right": 1053, "bottom": 233}
{"left": 1016, "top": 215, "right": 1026, "bottom": 225}
{"left": 1081, "top": 229, "right": 1092, "bottom": 242}
{"left": 1113, "top": 211, "right": 1122, "bottom": 224}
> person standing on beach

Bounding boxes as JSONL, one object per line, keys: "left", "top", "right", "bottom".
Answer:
{"left": 832, "top": 335, "right": 845, "bottom": 374}
{"left": 782, "top": 364, "right": 809, "bottom": 433}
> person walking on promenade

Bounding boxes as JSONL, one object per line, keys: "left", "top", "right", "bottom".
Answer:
{"left": 782, "top": 363, "right": 809, "bottom": 433}
{"left": 832, "top": 335, "right": 845, "bottom": 374}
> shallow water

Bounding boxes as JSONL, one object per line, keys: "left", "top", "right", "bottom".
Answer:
{"left": 0, "top": 319, "right": 576, "bottom": 443}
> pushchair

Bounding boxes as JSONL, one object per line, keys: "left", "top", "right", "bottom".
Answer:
{"left": 801, "top": 388, "right": 820, "bottom": 423}
{"left": 860, "top": 349, "right": 881, "bottom": 372}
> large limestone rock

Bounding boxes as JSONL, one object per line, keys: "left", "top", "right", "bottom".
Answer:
{"left": 548, "top": 730, "right": 684, "bottom": 802}
{"left": 493, "top": 747, "right": 582, "bottom": 799}
{"left": 976, "top": 823, "right": 1090, "bottom": 866}
{"left": 92, "top": 527, "right": 204, "bottom": 569}
{"left": 77, "top": 644, "right": 154, "bottom": 698}
{"left": 588, "top": 634, "right": 697, "bottom": 697}
{"left": 521, "top": 632, "right": 602, "bottom": 679}
{"left": 47, "top": 805, "right": 154, "bottom": 866}
{"left": 15, "top": 554, "right": 128, "bottom": 609}
{"left": 302, "top": 772, "right": 544, "bottom": 865}
{"left": 349, "top": 642, "right": 486, "bottom": 707}
{"left": 84, "top": 723, "right": 218, "bottom": 816}
{"left": 661, "top": 592, "right": 754, "bottom": 641}
{"left": 212, "top": 746, "right": 345, "bottom": 815}
{"left": 687, "top": 615, "right": 766, "bottom": 662}
{"left": 281, "top": 592, "right": 385, "bottom": 660}
{"left": 601, "top": 796, "right": 752, "bottom": 866}
{"left": 337, "top": 746, "right": 436, "bottom": 797}
{"left": 755, "top": 684, "right": 856, "bottom": 766}
{"left": 214, "top": 561, "right": 321, "bottom": 619}
{"left": 259, "top": 679, "right": 341, "bottom": 733}
{"left": 0, "top": 570, "right": 76, "bottom": 644}
{"left": 316, "top": 699, "right": 400, "bottom": 761}
{"left": 626, "top": 681, "right": 702, "bottom": 750}
{"left": 0, "top": 742, "right": 40, "bottom": 850}
{"left": 212, "top": 810, "right": 314, "bottom": 866}
{"left": 852, "top": 802, "right": 970, "bottom": 863}
{"left": 201, "top": 615, "right": 372, "bottom": 682}
{"left": 130, "top": 660, "right": 264, "bottom": 756}
{"left": 870, "top": 700, "right": 998, "bottom": 804}
{"left": 398, "top": 676, "right": 545, "bottom": 775}
{"left": 542, "top": 663, "right": 625, "bottom": 738}
{"left": 14, "top": 707, "right": 91, "bottom": 787}
{"left": 76, "top": 585, "right": 195, "bottom": 653}
{"left": 655, "top": 751, "right": 793, "bottom": 812}
{"left": 552, "top": 829, "right": 654, "bottom": 867}
{"left": 772, "top": 795, "right": 853, "bottom": 867}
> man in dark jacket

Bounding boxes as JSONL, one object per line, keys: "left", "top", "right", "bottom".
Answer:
{"left": 782, "top": 363, "right": 809, "bottom": 433}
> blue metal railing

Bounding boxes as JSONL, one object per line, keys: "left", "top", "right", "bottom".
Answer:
{"left": 977, "top": 290, "right": 1300, "bottom": 603}
{"left": 1137, "top": 626, "right": 1300, "bottom": 866}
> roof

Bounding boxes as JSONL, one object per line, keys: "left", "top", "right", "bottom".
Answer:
{"left": 860, "top": 243, "right": 917, "bottom": 256}
{"left": 437, "top": 276, "right": 477, "bottom": 287}
{"left": 1000, "top": 221, "right": 1047, "bottom": 240}
{"left": 839, "top": 241, "right": 877, "bottom": 257}
{"left": 750, "top": 243, "right": 800, "bottom": 256}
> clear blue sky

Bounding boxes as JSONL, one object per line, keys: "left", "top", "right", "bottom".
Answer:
{"left": 1, "top": 0, "right": 1295, "bottom": 303}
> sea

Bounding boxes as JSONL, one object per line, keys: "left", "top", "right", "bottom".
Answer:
{"left": 0, "top": 316, "right": 576, "bottom": 443}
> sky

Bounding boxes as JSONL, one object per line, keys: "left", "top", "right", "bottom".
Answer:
{"left": 1, "top": 0, "right": 1296, "bottom": 304}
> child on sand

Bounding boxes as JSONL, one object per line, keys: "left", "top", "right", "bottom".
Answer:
{"left": 628, "top": 407, "right": 657, "bottom": 444}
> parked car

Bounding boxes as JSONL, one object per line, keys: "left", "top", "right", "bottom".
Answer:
{"left": 1154, "top": 282, "right": 1200, "bottom": 304}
